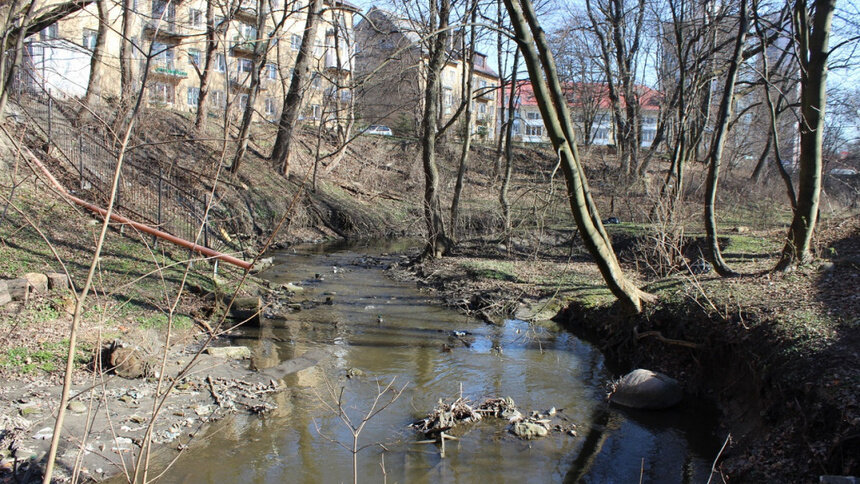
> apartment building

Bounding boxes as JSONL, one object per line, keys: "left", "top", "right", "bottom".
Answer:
{"left": 501, "top": 80, "right": 661, "bottom": 147}
{"left": 353, "top": 6, "right": 499, "bottom": 140}
{"left": 20, "top": 0, "right": 357, "bottom": 123}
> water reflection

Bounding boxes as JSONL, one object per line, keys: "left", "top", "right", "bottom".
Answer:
{"left": 152, "top": 240, "right": 719, "bottom": 483}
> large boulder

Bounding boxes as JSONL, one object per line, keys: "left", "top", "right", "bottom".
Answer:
{"left": 609, "top": 369, "right": 683, "bottom": 410}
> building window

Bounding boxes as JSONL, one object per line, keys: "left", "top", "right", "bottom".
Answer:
{"left": 240, "top": 23, "right": 257, "bottom": 40}
{"left": 266, "top": 63, "right": 277, "bottom": 79}
{"left": 443, "top": 90, "right": 454, "bottom": 107}
{"left": 189, "top": 8, "right": 203, "bottom": 28}
{"left": 238, "top": 94, "right": 249, "bottom": 112}
{"left": 215, "top": 53, "right": 226, "bottom": 72}
{"left": 187, "top": 48, "right": 201, "bottom": 66}
{"left": 152, "top": 41, "right": 175, "bottom": 69}
{"left": 40, "top": 24, "right": 59, "bottom": 40}
{"left": 265, "top": 97, "right": 277, "bottom": 116}
{"left": 238, "top": 58, "right": 253, "bottom": 73}
{"left": 311, "top": 104, "right": 321, "bottom": 119}
{"left": 594, "top": 128, "right": 609, "bottom": 141}
{"left": 212, "top": 90, "right": 225, "bottom": 108}
{"left": 526, "top": 125, "right": 542, "bottom": 137}
{"left": 187, "top": 87, "right": 200, "bottom": 106}
{"left": 311, "top": 73, "right": 321, "bottom": 89}
{"left": 479, "top": 103, "right": 487, "bottom": 115}
{"left": 526, "top": 111, "right": 541, "bottom": 121}
{"left": 642, "top": 129, "right": 656, "bottom": 143}
{"left": 150, "top": 82, "right": 175, "bottom": 104}
{"left": 83, "top": 29, "right": 98, "bottom": 50}
{"left": 291, "top": 34, "right": 302, "bottom": 51}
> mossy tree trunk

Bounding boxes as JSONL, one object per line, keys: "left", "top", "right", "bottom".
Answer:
{"left": 703, "top": 0, "right": 747, "bottom": 277}
{"left": 503, "top": 0, "right": 654, "bottom": 313}
{"left": 775, "top": 0, "right": 835, "bottom": 270}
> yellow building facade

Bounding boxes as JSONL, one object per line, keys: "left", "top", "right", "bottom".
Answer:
{"left": 22, "top": 0, "right": 357, "bottom": 123}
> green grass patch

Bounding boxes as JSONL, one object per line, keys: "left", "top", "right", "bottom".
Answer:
{"left": 135, "top": 313, "right": 193, "bottom": 330}
{"left": 462, "top": 260, "right": 519, "bottom": 282}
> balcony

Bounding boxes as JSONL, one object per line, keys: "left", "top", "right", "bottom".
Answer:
{"left": 143, "top": 20, "right": 184, "bottom": 40}
{"left": 234, "top": 7, "right": 258, "bottom": 23}
{"left": 476, "top": 113, "right": 490, "bottom": 125}
{"left": 229, "top": 73, "right": 267, "bottom": 91}
{"left": 231, "top": 37, "right": 257, "bottom": 57}
{"left": 477, "top": 89, "right": 494, "bottom": 101}
{"left": 324, "top": 50, "right": 351, "bottom": 73}
{"left": 152, "top": 64, "right": 188, "bottom": 79}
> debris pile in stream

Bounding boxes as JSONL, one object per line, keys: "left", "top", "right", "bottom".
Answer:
{"left": 410, "top": 396, "right": 576, "bottom": 441}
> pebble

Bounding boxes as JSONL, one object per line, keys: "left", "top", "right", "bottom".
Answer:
{"left": 67, "top": 401, "right": 87, "bottom": 414}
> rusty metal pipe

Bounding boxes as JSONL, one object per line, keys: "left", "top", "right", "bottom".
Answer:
{"left": 27, "top": 148, "right": 253, "bottom": 270}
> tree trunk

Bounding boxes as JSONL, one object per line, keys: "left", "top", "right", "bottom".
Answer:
{"left": 704, "top": 0, "right": 747, "bottom": 277}
{"left": 231, "top": 0, "right": 269, "bottom": 173}
{"left": 119, "top": 0, "right": 135, "bottom": 111}
{"left": 194, "top": 0, "right": 217, "bottom": 132}
{"left": 750, "top": 130, "right": 771, "bottom": 182}
{"left": 503, "top": 0, "right": 653, "bottom": 313}
{"left": 81, "top": 0, "right": 108, "bottom": 109}
{"left": 450, "top": 0, "right": 477, "bottom": 242}
{"left": 271, "top": 0, "right": 324, "bottom": 177}
{"left": 752, "top": 5, "right": 797, "bottom": 207}
{"left": 0, "top": 0, "right": 35, "bottom": 118}
{"left": 421, "top": 0, "right": 452, "bottom": 258}
{"left": 500, "top": 49, "right": 519, "bottom": 234}
{"left": 775, "top": 0, "right": 835, "bottom": 270}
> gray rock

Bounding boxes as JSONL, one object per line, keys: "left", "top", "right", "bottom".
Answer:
{"left": 24, "top": 273, "right": 49, "bottom": 293}
{"left": 32, "top": 427, "right": 53, "bottom": 440}
{"left": 512, "top": 421, "right": 548, "bottom": 439}
{"left": 609, "top": 369, "right": 683, "bottom": 410}
{"left": 45, "top": 272, "right": 69, "bottom": 291}
{"left": 67, "top": 401, "right": 87, "bottom": 414}
{"left": 205, "top": 346, "right": 251, "bottom": 359}
{"left": 110, "top": 347, "right": 146, "bottom": 379}
{"left": 346, "top": 367, "right": 365, "bottom": 379}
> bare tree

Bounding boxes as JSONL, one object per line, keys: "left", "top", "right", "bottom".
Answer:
{"left": 420, "top": 0, "right": 452, "bottom": 258}
{"left": 82, "top": 0, "right": 109, "bottom": 109}
{"left": 775, "top": 0, "right": 836, "bottom": 270}
{"left": 0, "top": 0, "right": 37, "bottom": 117}
{"left": 704, "top": 0, "right": 748, "bottom": 277}
{"left": 585, "top": 0, "right": 646, "bottom": 176}
{"left": 194, "top": 0, "right": 222, "bottom": 131}
{"left": 271, "top": 0, "right": 324, "bottom": 177}
{"left": 450, "top": 0, "right": 478, "bottom": 241}
{"left": 231, "top": 0, "right": 291, "bottom": 173}
{"left": 503, "top": 0, "right": 655, "bottom": 313}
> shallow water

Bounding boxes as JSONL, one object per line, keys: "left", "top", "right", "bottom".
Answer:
{"left": 159, "top": 239, "right": 719, "bottom": 483}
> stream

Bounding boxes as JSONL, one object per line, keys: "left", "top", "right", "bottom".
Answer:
{"left": 159, "top": 239, "right": 720, "bottom": 483}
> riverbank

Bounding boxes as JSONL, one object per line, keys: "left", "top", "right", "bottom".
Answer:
{"left": 395, "top": 218, "right": 859, "bottom": 482}
{"left": 2, "top": 105, "right": 857, "bottom": 481}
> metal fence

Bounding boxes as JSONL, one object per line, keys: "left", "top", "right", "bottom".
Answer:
{"left": 9, "top": 70, "right": 213, "bottom": 248}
